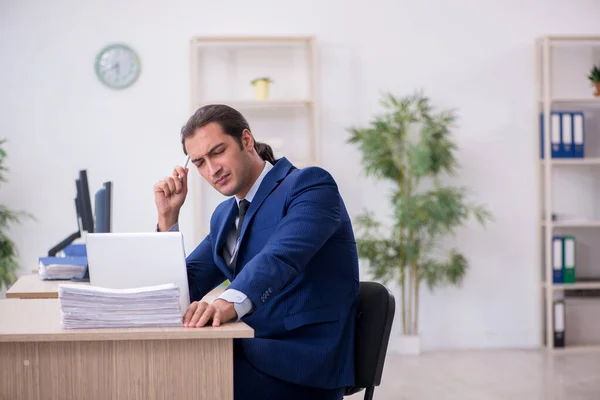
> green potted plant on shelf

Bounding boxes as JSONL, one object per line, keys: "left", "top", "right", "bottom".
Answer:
{"left": 0, "top": 138, "right": 33, "bottom": 291}
{"left": 347, "top": 91, "right": 493, "bottom": 355}
{"left": 588, "top": 65, "right": 600, "bottom": 97}
{"left": 251, "top": 77, "right": 273, "bottom": 100}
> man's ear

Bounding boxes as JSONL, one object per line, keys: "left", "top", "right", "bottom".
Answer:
{"left": 241, "top": 129, "right": 254, "bottom": 149}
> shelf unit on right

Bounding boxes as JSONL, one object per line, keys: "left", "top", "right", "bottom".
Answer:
{"left": 537, "top": 35, "right": 600, "bottom": 352}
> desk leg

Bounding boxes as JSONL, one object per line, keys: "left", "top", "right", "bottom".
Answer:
{"left": 0, "top": 338, "right": 233, "bottom": 400}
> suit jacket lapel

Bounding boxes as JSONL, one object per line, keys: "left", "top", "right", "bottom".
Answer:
{"left": 213, "top": 198, "right": 237, "bottom": 275}
{"left": 235, "top": 158, "right": 294, "bottom": 261}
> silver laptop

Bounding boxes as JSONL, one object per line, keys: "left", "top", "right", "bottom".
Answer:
{"left": 85, "top": 232, "right": 191, "bottom": 315}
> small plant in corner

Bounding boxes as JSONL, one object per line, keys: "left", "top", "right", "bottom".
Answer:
{"left": 587, "top": 64, "right": 600, "bottom": 96}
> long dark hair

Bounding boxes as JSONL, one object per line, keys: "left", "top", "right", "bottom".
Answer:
{"left": 180, "top": 104, "right": 276, "bottom": 164}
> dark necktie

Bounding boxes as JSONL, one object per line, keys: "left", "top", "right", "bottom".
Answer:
{"left": 236, "top": 199, "right": 250, "bottom": 241}
{"left": 228, "top": 199, "right": 250, "bottom": 269}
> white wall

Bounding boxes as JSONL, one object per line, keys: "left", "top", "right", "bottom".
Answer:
{"left": 1, "top": 0, "right": 599, "bottom": 351}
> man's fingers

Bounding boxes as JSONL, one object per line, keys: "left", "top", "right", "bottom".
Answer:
{"left": 196, "top": 305, "right": 214, "bottom": 327}
{"left": 165, "top": 177, "right": 177, "bottom": 194}
{"left": 180, "top": 169, "right": 188, "bottom": 190}
{"left": 183, "top": 301, "right": 228, "bottom": 328}
{"left": 172, "top": 176, "right": 184, "bottom": 194}
{"left": 173, "top": 166, "right": 187, "bottom": 181}
{"left": 212, "top": 309, "right": 221, "bottom": 327}
{"left": 189, "top": 302, "right": 208, "bottom": 327}
{"left": 155, "top": 181, "right": 171, "bottom": 196}
{"left": 183, "top": 302, "right": 198, "bottom": 327}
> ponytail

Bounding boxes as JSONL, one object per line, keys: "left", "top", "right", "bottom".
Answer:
{"left": 254, "top": 141, "right": 276, "bottom": 164}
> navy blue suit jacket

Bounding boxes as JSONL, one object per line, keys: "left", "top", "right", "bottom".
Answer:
{"left": 185, "top": 157, "right": 359, "bottom": 390}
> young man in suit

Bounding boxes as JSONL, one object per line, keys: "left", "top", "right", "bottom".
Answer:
{"left": 154, "top": 104, "right": 359, "bottom": 400}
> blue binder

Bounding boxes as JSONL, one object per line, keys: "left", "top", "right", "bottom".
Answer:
{"left": 552, "top": 235, "right": 563, "bottom": 283}
{"left": 560, "top": 112, "right": 574, "bottom": 158}
{"left": 572, "top": 111, "right": 585, "bottom": 158}
{"left": 540, "top": 112, "right": 563, "bottom": 158}
{"left": 39, "top": 256, "right": 88, "bottom": 266}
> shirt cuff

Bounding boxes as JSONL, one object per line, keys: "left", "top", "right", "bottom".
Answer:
{"left": 218, "top": 289, "right": 254, "bottom": 320}
{"left": 156, "top": 222, "right": 179, "bottom": 232}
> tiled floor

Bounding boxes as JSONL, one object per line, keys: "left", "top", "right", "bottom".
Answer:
{"left": 344, "top": 349, "right": 600, "bottom": 400}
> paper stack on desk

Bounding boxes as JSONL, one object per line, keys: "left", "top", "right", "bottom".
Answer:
{"left": 38, "top": 256, "right": 87, "bottom": 280}
{"left": 58, "top": 283, "right": 184, "bottom": 329}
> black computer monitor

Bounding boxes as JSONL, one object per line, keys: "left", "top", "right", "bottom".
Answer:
{"left": 77, "top": 170, "right": 94, "bottom": 234}
{"left": 94, "top": 182, "right": 113, "bottom": 233}
{"left": 47, "top": 169, "right": 95, "bottom": 256}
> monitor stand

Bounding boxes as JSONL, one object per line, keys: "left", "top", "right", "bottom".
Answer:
{"left": 48, "top": 230, "right": 81, "bottom": 257}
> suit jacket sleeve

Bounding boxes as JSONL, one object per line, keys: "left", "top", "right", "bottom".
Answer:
{"left": 186, "top": 234, "right": 226, "bottom": 302}
{"left": 228, "top": 167, "right": 341, "bottom": 309}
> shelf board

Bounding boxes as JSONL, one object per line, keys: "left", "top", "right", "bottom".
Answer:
{"left": 192, "top": 36, "right": 313, "bottom": 44}
{"left": 549, "top": 344, "right": 600, "bottom": 353}
{"left": 542, "top": 281, "right": 600, "bottom": 290}
{"left": 196, "top": 100, "right": 312, "bottom": 109}
{"left": 537, "top": 35, "right": 600, "bottom": 43}
{"left": 541, "top": 220, "right": 600, "bottom": 228}
{"left": 540, "top": 158, "right": 600, "bottom": 165}
{"left": 539, "top": 97, "right": 600, "bottom": 104}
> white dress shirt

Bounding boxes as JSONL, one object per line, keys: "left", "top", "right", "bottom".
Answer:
{"left": 165, "top": 160, "right": 273, "bottom": 320}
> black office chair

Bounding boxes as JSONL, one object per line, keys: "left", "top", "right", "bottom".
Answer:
{"left": 345, "top": 281, "right": 396, "bottom": 400}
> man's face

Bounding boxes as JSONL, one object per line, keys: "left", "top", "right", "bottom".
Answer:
{"left": 185, "top": 122, "right": 254, "bottom": 198}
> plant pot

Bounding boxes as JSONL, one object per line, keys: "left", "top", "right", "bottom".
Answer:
{"left": 253, "top": 80, "right": 270, "bottom": 100}
{"left": 397, "top": 334, "right": 421, "bottom": 355}
{"left": 595, "top": 82, "right": 600, "bottom": 97}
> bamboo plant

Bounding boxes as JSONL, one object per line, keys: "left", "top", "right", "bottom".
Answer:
{"left": 0, "top": 139, "right": 32, "bottom": 291}
{"left": 347, "top": 91, "right": 493, "bottom": 336}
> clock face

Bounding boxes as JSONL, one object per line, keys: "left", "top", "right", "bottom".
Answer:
{"left": 95, "top": 44, "right": 141, "bottom": 89}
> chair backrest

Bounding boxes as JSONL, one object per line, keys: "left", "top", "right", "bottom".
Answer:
{"left": 350, "top": 281, "right": 396, "bottom": 392}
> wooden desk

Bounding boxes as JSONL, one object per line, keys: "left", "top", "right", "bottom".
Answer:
{"left": 5, "top": 274, "right": 89, "bottom": 299}
{"left": 0, "top": 299, "right": 253, "bottom": 400}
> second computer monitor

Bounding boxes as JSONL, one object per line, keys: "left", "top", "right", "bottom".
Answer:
{"left": 94, "top": 181, "right": 113, "bottom": 233}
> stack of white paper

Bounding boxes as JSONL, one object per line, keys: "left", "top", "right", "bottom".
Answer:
{"left": 58, "top": 283, "right": 184, "bottom": 329}
{"left": 38, "top": 257, "right": 87, "bottom": 280}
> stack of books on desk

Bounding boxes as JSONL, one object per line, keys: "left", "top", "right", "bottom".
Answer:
{"left": 58, "top": 283, "right": 184, "bottom": 329}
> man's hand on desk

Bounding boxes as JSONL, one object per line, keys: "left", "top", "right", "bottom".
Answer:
{"left": 183, "top": 299, "right": 237, "bottom": 328}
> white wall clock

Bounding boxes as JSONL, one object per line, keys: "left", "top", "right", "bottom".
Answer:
{"left": 94, "top": 43, "right": 141, "bottom": 89}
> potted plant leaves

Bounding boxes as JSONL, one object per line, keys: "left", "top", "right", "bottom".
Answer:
{"left": 588, "top": 65, "right": 600, "bottom": 96}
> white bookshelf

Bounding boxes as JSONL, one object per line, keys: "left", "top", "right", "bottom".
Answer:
{"left": 537, "top": 35, "right": 600, "bottom": 351}
{"left": 188, "top": 35, "right": 320, "bottom": 242}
